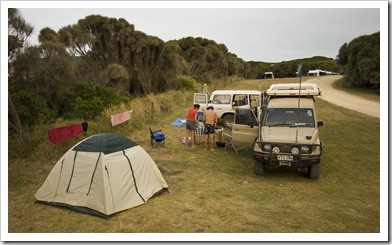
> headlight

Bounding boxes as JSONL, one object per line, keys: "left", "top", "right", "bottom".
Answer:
{"left": 291, "top": 147, "right": 299, "bottom": 155}
{"left": 272, "top": 146, "right": 280, "bottom": 154}
{"left": 263, "top": 144, "right": 271, "bottom": 151}
{"left": 301, "top": 146, "right": 310, "bottom": 153}
{"left": 254, "top": 143, "right": 262, "bottom": 151}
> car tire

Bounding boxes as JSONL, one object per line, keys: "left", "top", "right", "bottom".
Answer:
{"left": 222, "top": 114, "right": 234, "bottom": 128}
{"left": 255, "top": 160, "right": 265, "bottom": 175}
{"left": 308, "top": 163, "right": 320, "bottom": 179}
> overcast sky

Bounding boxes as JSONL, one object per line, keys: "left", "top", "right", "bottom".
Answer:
{"left": 9, "top": 2, "right": 383, "bottom": 62}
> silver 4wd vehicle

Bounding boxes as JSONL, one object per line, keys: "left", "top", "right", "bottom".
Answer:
{"left": 232, "top": 83, "right": 323, "bottom": 179}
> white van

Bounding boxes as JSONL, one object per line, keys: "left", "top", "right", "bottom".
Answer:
{"left": 194, "top": 90, "right": 263, "bottom": 128}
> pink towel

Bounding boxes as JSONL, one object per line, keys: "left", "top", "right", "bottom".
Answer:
{"left": 111, "top": 110, "right": 132, "bottom": 126}
{"left": 48, "top": 124, "right": 82, "bottom": 144}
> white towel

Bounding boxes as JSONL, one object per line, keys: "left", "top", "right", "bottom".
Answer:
{"left": 111, "top": 110, "right": 132, "bottom": 126}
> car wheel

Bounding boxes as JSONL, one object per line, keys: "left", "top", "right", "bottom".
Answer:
{"left": 255, "top": 160, "right": 265, "bottom": 175}
{"left": 222, "top": 114, "right": 234, "bottom": 128}
{"left": 308, "top": 163, "right": 320, "bottom": 179}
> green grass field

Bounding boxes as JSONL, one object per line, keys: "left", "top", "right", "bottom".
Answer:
{"left": 7, "top": 78, "right": 381, "bottom": 239}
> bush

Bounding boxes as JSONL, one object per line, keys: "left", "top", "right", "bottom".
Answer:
{"left": 11, "top": 89, "right": 58, "bottom": 125}
{"left": 181, "top": 76, "right": 196, "bottom": 90}
{"left": 67, "top": 82, "right": 128, "bottom": 120}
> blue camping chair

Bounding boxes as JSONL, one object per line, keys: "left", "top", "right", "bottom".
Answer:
{"left": 149, "top": 127, "right": 165, "bottom": 148}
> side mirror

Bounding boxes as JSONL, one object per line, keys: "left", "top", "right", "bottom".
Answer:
{"left": 317, "top": 121, "right": 324, "bottom": 127}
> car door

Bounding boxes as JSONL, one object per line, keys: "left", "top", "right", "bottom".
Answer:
{"left": 193, "top": 92, "right": 209, "bottom": 111}
{"left": 231, "top": 108, "right": 259, "bottom": 148}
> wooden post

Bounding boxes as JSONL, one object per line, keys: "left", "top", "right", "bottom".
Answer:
{"left": 183, "top": 91, "right": 187, "bottom": 106}
{"left": 96, "top": 116, "right": 101, "bottom": 134}
{"left": 151, "top": 101, "right": 155, "bottom": 120}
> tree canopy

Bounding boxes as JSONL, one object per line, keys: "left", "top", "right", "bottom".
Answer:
{"left": 337, "top": 32, "right": 380, "bottom": 88}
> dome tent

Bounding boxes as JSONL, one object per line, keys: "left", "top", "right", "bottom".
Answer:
{"left": 35, "top": 133, "right": 168, "bottom": 219}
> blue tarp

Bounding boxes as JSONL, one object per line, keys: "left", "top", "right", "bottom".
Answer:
{"left": 171, "top": 118, "right": 187, "bottom": 127}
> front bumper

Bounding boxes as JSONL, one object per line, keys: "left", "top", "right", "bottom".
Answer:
{"left": 252, "top": 141, "right": 322, "bottom": 168}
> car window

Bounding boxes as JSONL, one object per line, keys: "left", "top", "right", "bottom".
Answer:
{"left": 233, "top": 94, "right": 247, "bottom": 106}
{"left": 212, "top": 95, "right": 231, "bottom": 104}
{"left": 235, "top": 108, "right": 258, "bottom": 126}
{"left": 195, "top": 94, "right": 207, "bottom": 104}
{"left": 250, "top": 95, "right": 260, "bottom": 107}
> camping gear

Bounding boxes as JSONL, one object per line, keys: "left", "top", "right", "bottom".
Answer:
{"left": 224, "top": 133, "right": 247, "bottom": 154}
{"left": 195, "top": 121, "right": 204, "bottom": 136}
{"left": 170, "top": 118, "right": 186, "bottom": 126}
{"left": 197, "top": 111, "right": 204, "bottom": 122}
{"left": 35, "top": 133, "right": 168, "bottom": 219}
{"left": 182, "top": 136, "right": 192, "bottom": 144}
{"left": 149, "top": 127, "right": 166, "bottom": 148}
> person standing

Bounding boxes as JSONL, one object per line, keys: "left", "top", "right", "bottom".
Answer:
{"left": 203, "top": 106, "right": 218, "bottom": 151}
{"left": 186, "top": 104, "right": 200, "bottom": 148}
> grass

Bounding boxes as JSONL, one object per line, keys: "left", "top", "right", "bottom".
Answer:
{"left": 7, "top": 77, "right": 381, "bottom": 237}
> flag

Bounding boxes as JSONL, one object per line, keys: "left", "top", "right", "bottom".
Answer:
{"left": 296, "top": 63, "right": 303, "bottom": 77}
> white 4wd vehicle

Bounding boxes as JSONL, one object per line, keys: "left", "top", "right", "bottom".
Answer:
{"left": 194, "top": 90, "right": 263, "bottom": 128}
{"left": 232, "top": 83, "right": 323, "bottom": 179}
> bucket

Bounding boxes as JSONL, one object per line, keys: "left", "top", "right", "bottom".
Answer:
{"left": 182, "top": 136, "right": 192, "bottom": 144}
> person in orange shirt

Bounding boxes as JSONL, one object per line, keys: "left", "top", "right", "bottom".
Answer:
{"left": 185, "top": 104, "right": 200, "bottom": 148}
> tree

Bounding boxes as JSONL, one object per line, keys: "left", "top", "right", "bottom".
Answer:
{"left": 10, "top": 26, "right": 78, "bottom": 124}
{"left": 8, "top": 8, "right": 33, "bottom": 141}
{"left": 58, "top": 15, "right": 166, "bottom": 95}
{"left": 158, "top": 41, "right": 190, "bottom": 90}
{"left": 102, "top": 63, "right": 130, "bottom": 92}
{"left": 178, "top": 37, "right": 231, "bottom": 83}
{"left": 337, "top": 32, "right": 380, "bottom": 88}
{"left": 337, "top": 43, "right": 348, "bottom": 67}
{"left": 8, "top": 8, "right": 33, "bottom": 62}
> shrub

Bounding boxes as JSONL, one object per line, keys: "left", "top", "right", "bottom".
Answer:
{"left": 181, "top": 76, "right": 196, "bottom": 90}
{"left": 67, "top": 82, "right": 128, "bottom": 120}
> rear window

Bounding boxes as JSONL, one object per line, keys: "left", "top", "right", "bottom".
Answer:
{"left": 195, "top": 94, "right": 207, "bottom": 104}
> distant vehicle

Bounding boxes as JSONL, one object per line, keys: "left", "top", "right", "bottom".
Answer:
{"left": 194, "top": 90, "right": 263, "bottom": 128}
{"left": 307, "top": 69, "right": 339, "bottom": 76}
{"left": 232, "top": 83, "right": 323, "bottom": 179}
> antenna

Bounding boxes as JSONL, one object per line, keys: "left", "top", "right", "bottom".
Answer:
{"left": 295, "top": 64, "right": 303, "bottom": 144}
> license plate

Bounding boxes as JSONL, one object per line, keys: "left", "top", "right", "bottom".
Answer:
{"left": 277, "top": 155, "right": 293, "bottom": 161}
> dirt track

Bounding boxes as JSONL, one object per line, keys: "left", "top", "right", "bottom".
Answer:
{"left": 307, "top": 75, "right": 380, "bottom": 118}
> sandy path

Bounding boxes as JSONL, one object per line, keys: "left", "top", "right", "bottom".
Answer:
{"left": 306, "top": 75, "right": 380, "bottom": 118}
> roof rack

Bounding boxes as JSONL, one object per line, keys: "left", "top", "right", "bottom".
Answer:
{"left": 266, "top": 83, "right": 321, "bottom": 96}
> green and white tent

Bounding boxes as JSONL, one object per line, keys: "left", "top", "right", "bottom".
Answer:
{"left": 35, "top": 134, "right": 168, "bottom": 219}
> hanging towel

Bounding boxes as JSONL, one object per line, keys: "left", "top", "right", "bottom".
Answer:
{"left": 111, "top": 110, "right": 132, "bottom": 126}
{"left": 48, "top": 124, "right": 82, "bottom": 144}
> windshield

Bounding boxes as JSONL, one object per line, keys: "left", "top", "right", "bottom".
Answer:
{"left": 264, "top": 108, "right": 315, "bottom": 127}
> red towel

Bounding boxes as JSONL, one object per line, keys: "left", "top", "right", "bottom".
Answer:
{"left": 48, "top": 124, "right": 82, "bottom": 144}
